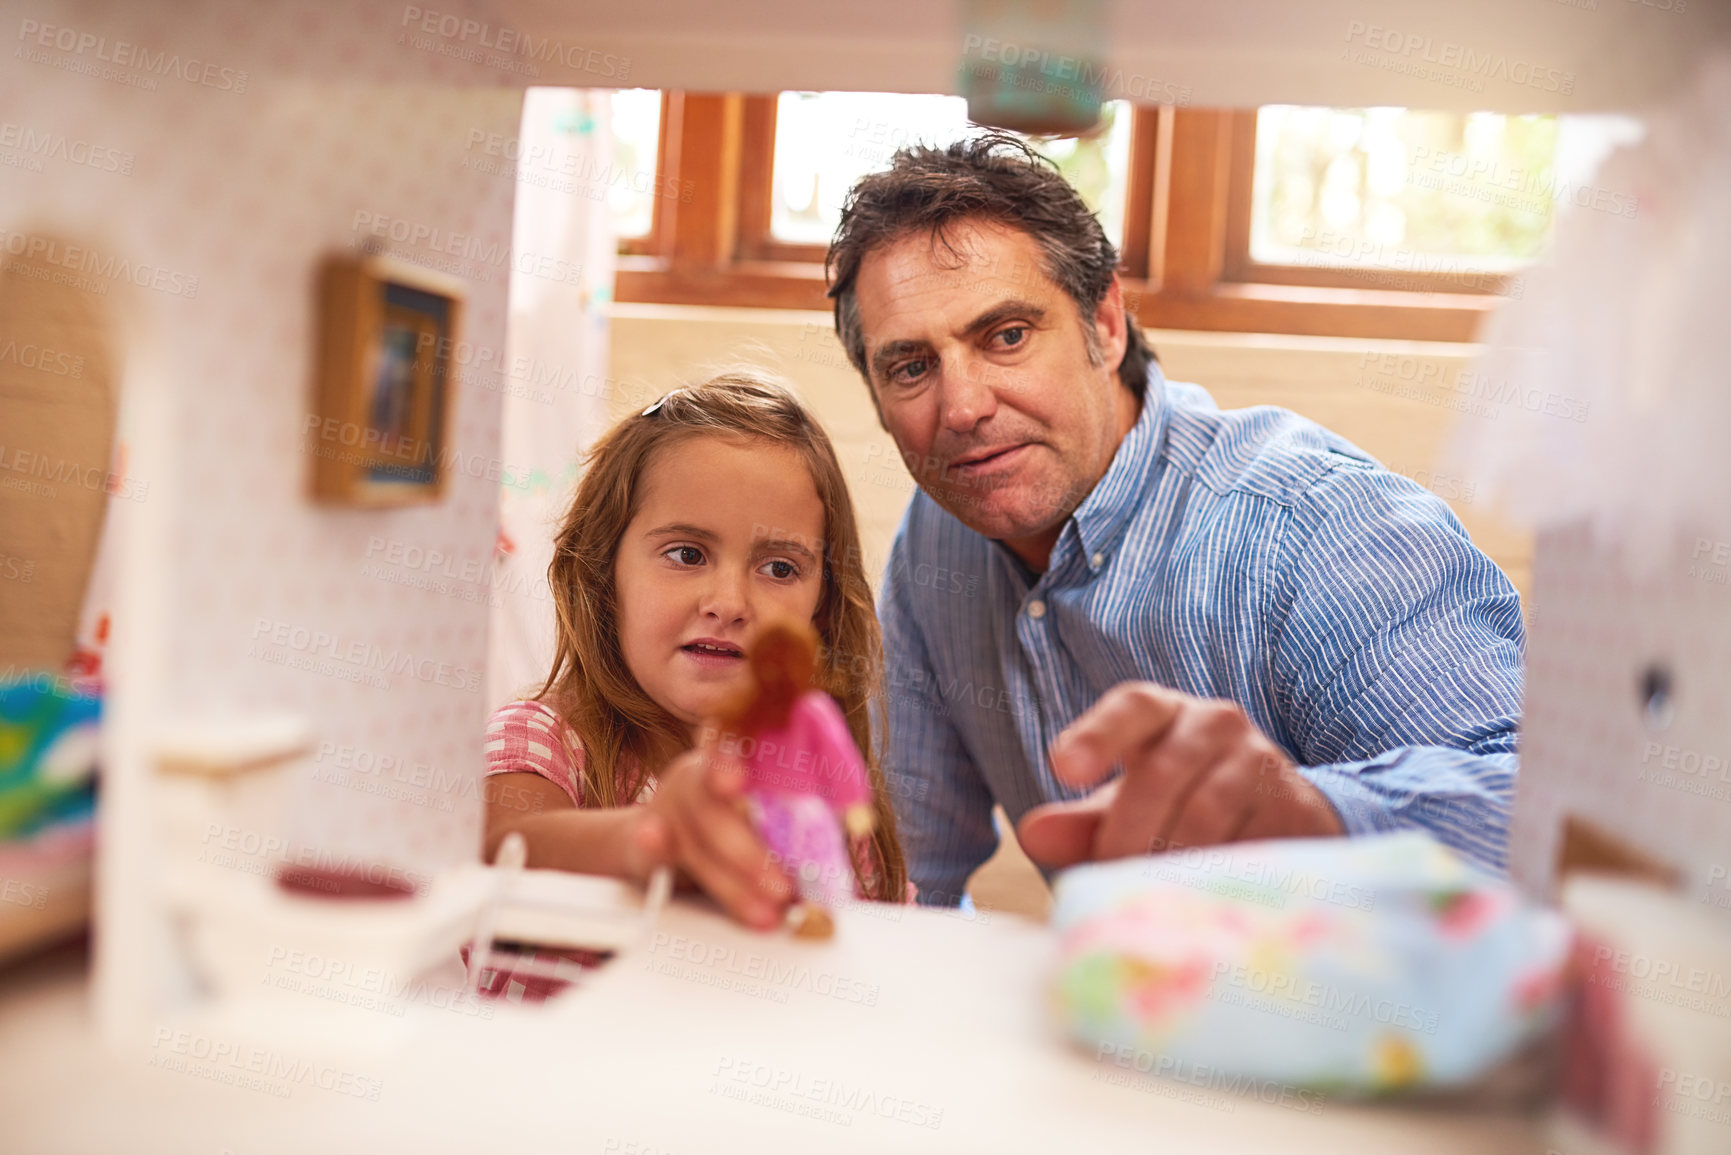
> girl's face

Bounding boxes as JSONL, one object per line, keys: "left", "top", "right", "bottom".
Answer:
{"left": 615, "top": 434, "right": 827, "bottom": 730}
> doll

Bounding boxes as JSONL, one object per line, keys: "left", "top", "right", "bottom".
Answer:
{"left": 713, "top": 621, "right": 875, "bottom": 938}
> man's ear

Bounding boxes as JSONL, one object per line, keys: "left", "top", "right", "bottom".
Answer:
{"left": 1094, "top": 277, "right": 1130, "bottom": 373}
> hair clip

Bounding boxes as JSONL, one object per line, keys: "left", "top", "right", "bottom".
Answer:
{"left": 640, "top": 389, "right": 684, "bottom": 417}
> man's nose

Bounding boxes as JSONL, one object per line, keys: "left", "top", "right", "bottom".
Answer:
{"left": 938, "top": 354, "right": 1000, "bottom": 433}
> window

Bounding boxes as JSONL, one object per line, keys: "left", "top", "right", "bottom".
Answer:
{"left": 769, "top": 92, "right": 971, "bottom": 246}
{"left": 612, "top": 92, "right": 1640, "bottom": 342}
{"left": 1035, "top": 100, "right": 1134, "bottom": 253}
{"left": 767, "top": 92, "right": 1133, "bottom": 250}
{"left": 607, "top": 89, "right": 662, "bottom": 241}
{"left": 1251, "top": 107, "right": 1559, "bottom": 273}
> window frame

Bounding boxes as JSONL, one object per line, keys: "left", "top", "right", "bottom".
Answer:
{"left": 615, "top": 93, "right": 1510, "bottom": 343}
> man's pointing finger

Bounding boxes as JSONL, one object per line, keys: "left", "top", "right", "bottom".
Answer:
{"left": 1048, "top": 682, "right": 1185, "bottom": 787}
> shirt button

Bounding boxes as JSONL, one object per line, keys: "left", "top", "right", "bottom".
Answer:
{"left": 1027, "top": 599, "right": 1046, "bottom": 619}
{"left": 1090, "top": 552, "right": 1105, "bottom": 569}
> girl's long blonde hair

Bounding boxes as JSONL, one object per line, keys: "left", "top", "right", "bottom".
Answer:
{"left": 538, "top": 370, "right": 907, "bottom": 902}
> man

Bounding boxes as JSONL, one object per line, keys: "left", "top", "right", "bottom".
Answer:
{"left": 825, "top": 134, "right": 1523, "bottom": 906}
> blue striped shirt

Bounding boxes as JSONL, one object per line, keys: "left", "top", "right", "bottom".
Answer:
{"left": 879, "top": 363, "right": 1524, "bottom": 906}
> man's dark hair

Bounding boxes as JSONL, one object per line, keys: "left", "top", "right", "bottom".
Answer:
{"left": 825, "top": 131, "right": 1156, "bottom": 399}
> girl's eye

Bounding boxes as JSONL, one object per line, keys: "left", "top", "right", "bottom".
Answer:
{"left": 760, "top": 559, "right": 799, "bottom": 580}
{"left": 664, "top": 545, "right": 704, "bottom": 566}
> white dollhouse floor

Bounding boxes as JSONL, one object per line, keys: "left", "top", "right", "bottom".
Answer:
{"left": 0, "top": 896, "right": 1550, "bottom": 1154}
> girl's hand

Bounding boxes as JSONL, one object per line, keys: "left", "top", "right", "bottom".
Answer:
{"left": 642, "top": 745, "right": 794, "bottom": 930}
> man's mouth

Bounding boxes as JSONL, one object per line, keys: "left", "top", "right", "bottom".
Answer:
{"left": 949, "top": 444, "right": 1028, "bottom": 474}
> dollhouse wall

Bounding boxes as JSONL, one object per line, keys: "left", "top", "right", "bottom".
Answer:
{"left": 0, "top": 0, "right": 535, "bottom": 1031}
{"left": 1513, "top": 524, "right": 1731, "bottom": 928}
{"left": 61, "top": 17, "right": 517, "bottom": 866}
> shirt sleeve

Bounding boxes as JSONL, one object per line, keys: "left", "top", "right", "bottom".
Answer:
{"left": 1269, "top": 459, "right": 1524, "bottom": 873}
{"left": 879, "top": 542, "right": 999, "bottom": 908}
{"left": 484, "top": 699, "right": 585, "bottom": 808}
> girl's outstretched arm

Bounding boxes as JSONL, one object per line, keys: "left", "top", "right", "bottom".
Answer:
{"left": 482, "top": 772, "right": 667, "bottom": 880}
{"left": 482, "top": 758, "right": 794, "bottom": 930}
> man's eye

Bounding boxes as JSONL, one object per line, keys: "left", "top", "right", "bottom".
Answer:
{"left": 665, "top": 545, "right": 704, "bottom": 566}
{"left": 760, "top": 559, "right": 799, "bottom": 580}
{"left": 891, "top": 358, "right": 929, "bottom": 384}
{"left": 994, "top": 326, "right": 1028, "bottom": 349}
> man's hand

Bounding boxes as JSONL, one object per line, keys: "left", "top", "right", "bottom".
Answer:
{"left": 642, "top": 742, "right": 794, "bottom": 930}
{"left": 1016, "top": 683, "right": 1344, "bottom": 869}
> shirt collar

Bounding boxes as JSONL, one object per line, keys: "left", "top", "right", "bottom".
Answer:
{"left": 1060, "top": 360, "right": 1171, "bottom": 570}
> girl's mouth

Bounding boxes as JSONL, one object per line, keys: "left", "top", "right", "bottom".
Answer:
{"left": 680, "top": 640, "right": 745, "bottom": 667}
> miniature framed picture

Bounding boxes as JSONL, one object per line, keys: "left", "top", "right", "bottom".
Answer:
{"left": 310, "top": 254, "right": 464, "bottom": 507}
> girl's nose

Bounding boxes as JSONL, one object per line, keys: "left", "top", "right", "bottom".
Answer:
{"left": 698, "top": 568, "right": 750, "bottom": 623}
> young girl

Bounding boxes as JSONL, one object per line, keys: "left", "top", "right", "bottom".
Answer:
{"left": 482, "top": 371, "right": 908, "bottom": 932}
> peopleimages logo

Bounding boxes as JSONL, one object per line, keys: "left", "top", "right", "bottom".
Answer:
{"left": 647, "top": 933, "right": 882, "bottom": 1007}
{"left": 351, "top": 211, "right": 509, "bottom": 270}
{"left": 463, "top": 130, "right": 693, "bottom": 204}
{"left": 0, "top": 338, "right": 83, "bottom": 377}
{"left": 1292, "top": 228, "right": 1525, "bottom": 297}
{"left": 2, "top": 877, "right": 48, "bottom": 909}
{"left": 960, "top": 34, "right": 1191, "bottom": 104}
{"left": 1210, "top": 962, "right": 1440, "bottom": 1034}
{"left": 0, "top": 120, "right": 132, "bottom": 174}
{"left": 148, "top": 1028, "right": 383, "bottom": 1101}
{"left": 397, "top": 7, "right": 630, "bottom": 81}
{"left": 711, "top": 1057, "right": 944, "bottom": 1130}
{"left": 247, "top": 618, "right": 482, "bottom": 693}
{"left": 0, "top": 444, "right": 149, "bottom": 501}
{"left": 16, "top": 19, "right": 249, "bottom": 92}
{"left": 1142, "top": 842, "right": 1378, "bottom": 912}
{"left": 1092, "top": 1042, "right": 1327, "bottom": 1115}
{"left": 0, "top": 229, "right": 198, "bottom": 298}
{"left": 1342, "top": 21, "right": 1574, "bottom": 95}
{"left": 1407, "top": 145, "right": 1638, "bottom": 221}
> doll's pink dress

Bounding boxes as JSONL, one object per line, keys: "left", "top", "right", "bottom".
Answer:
{"left": 735, "top": 690, "right": 872, "bottom": 908}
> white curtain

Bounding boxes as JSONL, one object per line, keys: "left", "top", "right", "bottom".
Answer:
{"left": 487, "top": 88, "right": 618, "bottom": 706}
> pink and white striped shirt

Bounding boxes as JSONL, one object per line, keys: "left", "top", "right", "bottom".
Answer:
{"left": 483, "top": 698, "right": 605, "bottom": 808}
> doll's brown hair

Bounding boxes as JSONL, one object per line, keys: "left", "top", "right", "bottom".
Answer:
{"left": 537, "top": 370, "right": 907, "bottom": 902}
{"left": 719, "top": 620, "right": 817, "bottom": 737}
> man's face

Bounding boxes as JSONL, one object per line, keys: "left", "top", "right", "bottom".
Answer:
{"left": 851, "top": 219, "right": 1135, "bottom": 567}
